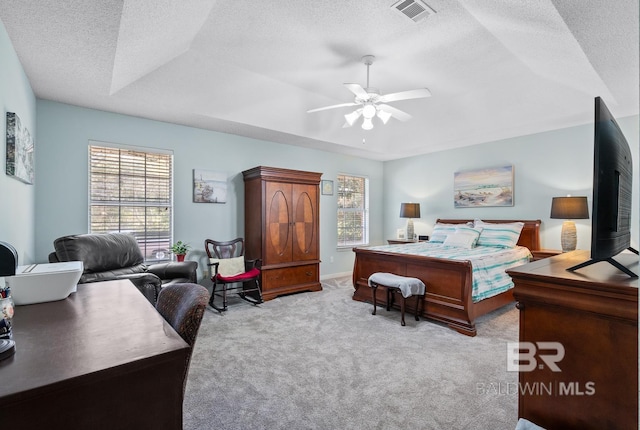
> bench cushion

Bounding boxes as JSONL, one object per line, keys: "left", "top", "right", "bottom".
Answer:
{"left": 368, "top": 272, "right": 426, "bottom": 298}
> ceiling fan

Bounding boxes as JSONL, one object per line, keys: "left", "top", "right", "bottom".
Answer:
{"left": 307, "top": 55, "right": 431, "bottom": 130}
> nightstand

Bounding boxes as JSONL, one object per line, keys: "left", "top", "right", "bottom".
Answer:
{"left": 530, "top": 249, "right": 562, "bottom": 261}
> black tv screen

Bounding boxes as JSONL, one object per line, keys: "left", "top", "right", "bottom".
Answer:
{"left": 569, "top": 96, "right": 637, "bottom": 277}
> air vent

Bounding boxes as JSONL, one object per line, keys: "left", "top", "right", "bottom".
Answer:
{"left": 391, "top": 0, "right": 436, "bottom": 23}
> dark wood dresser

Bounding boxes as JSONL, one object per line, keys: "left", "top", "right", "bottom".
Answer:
{"left": 508, "top": 250, "right": 638, "bottom": 430}
{"left": 243, "top": 166, "right": 322, "bottom": 301}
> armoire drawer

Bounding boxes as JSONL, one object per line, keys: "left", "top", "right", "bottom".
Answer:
{"left": 262, "top": 264, "right": 318, "bottom": 291}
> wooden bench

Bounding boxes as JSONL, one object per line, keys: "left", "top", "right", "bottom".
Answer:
{"left": 368, "top": 272, "right": 426, "bottom": 326}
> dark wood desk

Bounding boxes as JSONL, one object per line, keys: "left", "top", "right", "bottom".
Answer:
{"left": 0, "top": 280, "right": 189, "bottom": 429}
{"left": 508, "top": 250, "right": 638, "bottom": 430}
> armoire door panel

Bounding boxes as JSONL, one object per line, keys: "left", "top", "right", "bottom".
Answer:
{"left": 292, "top": 184, "right": 318, "bottom": 261}
{"left": 294, "top": 191, "right": 314, "bottom": 252}
{"left": 265, "top": 182, "right": 292, "bottom": 264}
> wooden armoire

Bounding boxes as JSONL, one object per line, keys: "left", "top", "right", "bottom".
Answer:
{"left": 242, "top": 166, "right": 322, "bottom": 301}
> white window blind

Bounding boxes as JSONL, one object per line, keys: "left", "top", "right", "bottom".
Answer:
{"left": 337, "top": 174, "right": 369, "bottom": 247}
{"left": 89, "top": 144, "right": 173, "bottom": 261}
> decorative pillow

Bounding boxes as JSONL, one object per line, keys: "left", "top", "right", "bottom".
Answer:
{"left": 210, "top": 256, "right": 245, "bottom": 277}
{"left": 454, "top": 225, "right": 483, "bottom": 247}
{"left": 429, "top": 222, "right": 473, "bottom": 243}
{"left": 441, "top": 225, "right": 483, "bottom": 249}
{"left": 474, "top": 220, "right": 524, "bottom": 248}
{"left": 443, "top": 232, "right": 477, "bottom": 249}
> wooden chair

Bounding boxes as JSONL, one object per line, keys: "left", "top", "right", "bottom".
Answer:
{"left": 155, "top": 282, "right": 209, "bottom": 395}
{"left": 204, "top": 238, "right": 263, "bottom": 312}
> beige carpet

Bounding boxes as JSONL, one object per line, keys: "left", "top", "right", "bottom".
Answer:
{"left": 184, "top": 276, "right": 519, "bottom": 430}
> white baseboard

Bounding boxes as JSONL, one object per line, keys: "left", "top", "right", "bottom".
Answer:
{"left": 320, "top": 271, "right": 352, "bottom": 281}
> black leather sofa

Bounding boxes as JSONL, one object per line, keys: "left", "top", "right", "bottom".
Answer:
{"left": 49, "top": 233, "right": 198, "bottom": 305}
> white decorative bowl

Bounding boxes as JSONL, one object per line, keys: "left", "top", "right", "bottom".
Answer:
{"left": 6, "top": 261, "right": 83, "bottom": 305}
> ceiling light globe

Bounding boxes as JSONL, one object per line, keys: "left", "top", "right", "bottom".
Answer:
{"left": 361, "top": 118, "right": 374, "bottom": 130}
{"left": 344, "top": 111, "right": 359, "bottom": 126}
{"left": 377, "top": 109, "right": 392, "bottom": 124}
{"left": 362, "top": 104, "right": 376, "bottom": 119}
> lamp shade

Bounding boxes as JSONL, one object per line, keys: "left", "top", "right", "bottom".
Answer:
{"left": 400, "top": 203, "right": 421, "bottom": 219}
{"left": 550, "top": 196, "right": 589, "bottom": 219}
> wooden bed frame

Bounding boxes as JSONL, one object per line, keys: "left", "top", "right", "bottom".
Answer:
{"left": 352, "top": 219, "right": 541, "bottom": 336}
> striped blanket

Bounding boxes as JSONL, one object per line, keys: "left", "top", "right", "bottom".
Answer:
{"left": 364, "top": 242, "right": 532, "bottom": 302}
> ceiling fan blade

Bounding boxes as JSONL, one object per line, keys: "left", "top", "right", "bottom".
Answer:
{"left": 378, "top": 104, "right": 413, "bottom": 122}
{"left": 378, "top": 88, "right": 432, "bottom": 103}
{"left": 344, "top": 83, "right": 370, "bottom": 100}
{"left": 307, "top": 102, "right": 359, "bottom": 113}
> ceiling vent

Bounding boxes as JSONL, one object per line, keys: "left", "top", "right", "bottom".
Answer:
{"left": 391, "top": 0, "right": 436, "bottom": 23}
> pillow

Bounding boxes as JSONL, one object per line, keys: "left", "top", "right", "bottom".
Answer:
{"left": 441, "top": 225, "right": 483, "bottom": 249}
{"left": 443, "top": 232, "right": 477, "bottom": 249}
{"left": 210, "top": 256, "right": 245, "bottom": 277}
{"left": 429, "top": 222, "right": 473, "bottom": 243}
{"left": 474, "top": 220, "right": 524, "bottom": 248}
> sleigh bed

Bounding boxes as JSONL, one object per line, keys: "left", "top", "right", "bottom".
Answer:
{"left": 352, "top": 219, "right": 541, "bottom": 336}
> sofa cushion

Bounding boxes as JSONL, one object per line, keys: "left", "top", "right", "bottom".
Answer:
{"left": 53, "top": 233, "right": 145, "bottom": 273}
{"left": 79, "top": 264, "right": 148, "bottom": 283}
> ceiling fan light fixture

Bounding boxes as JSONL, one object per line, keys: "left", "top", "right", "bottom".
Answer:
{"left": 344, "top": 110, "right": 361, "bottom": 126}
{"left": 362, "top": 103, "right": 376, "bottom": 119}
{"left": 377, "top": 109, "right": 392, "bottom": 124}
{"left": 307, "top": 54, "right": 431, "bottom": 130}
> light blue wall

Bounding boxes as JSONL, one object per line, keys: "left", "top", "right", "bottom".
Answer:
{"left": 35, "top": 100, "right": 384, "bottom": 280}
{"left": 0, "top": 19, "right": 36, "bottom": 265}
{"left": 383, "top": 116, "right": 640, "bottom": 251}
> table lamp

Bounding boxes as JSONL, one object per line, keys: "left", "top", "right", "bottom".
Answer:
{"left": 550, "top": 196, "right": 589, "bottom": 252}
{"left": 400, "top": 203, "right": 421, "bottom": 241}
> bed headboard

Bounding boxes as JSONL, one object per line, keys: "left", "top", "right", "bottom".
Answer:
{"left": 435, "top": 219, "right": 541, "bottom": 251}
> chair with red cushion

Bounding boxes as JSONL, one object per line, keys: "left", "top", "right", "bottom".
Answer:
{"left": 204, "top": 238, "right": 263, "bottom": 312}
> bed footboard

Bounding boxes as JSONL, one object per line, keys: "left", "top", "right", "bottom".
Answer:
{"left": 352, "top": 247, "right": 514, "bottom": 337}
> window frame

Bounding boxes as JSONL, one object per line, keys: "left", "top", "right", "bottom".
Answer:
{"left": 88, "top": 141, "right": 174, "bottom": 262}
{"left": 336, "top": 173, "right": 369, "bottom": 249}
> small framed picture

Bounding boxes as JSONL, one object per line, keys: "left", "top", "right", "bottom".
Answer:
{"left": 321, "top": 180, "right": 334, "bottom": 196}
{"left": 397, "top": 229, "right": 406, "bottom": 239}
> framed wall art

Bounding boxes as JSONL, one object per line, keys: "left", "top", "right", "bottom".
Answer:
{"left": 193, "top": 169, "right": 227, "bottom": 203}
{"left": 454, "top": 165, "right": 514, "bottom": 208}
{"left": 6, "top": 112, "right": 34, "bottom": 184}
{"left": 321, "top": 180, "right": 334, "bottom": 196}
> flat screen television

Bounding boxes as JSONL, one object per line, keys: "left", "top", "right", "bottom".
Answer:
{"left": 568, "top": 96, "right": 638, "bottom": 277}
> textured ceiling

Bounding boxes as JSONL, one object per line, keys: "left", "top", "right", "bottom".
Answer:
{"left": 1, "top": 0, "right": 638, "bottom": 161}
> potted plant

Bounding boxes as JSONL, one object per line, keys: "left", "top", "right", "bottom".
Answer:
{"left": 170, "top": 241, "right": 191, "bottom": 262}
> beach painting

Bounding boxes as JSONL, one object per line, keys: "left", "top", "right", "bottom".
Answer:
{"left": 193, "top": 169, "right": 227, "bottom": 203}
{"left": 454, "top": 165, "right": 513, "bottom": 208}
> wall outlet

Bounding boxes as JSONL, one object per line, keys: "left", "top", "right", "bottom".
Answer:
{"left": 330, "top": 256, "right": 334, "bottom": 263}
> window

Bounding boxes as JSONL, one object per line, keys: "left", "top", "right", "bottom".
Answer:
{"left": 337, "top": 174, "right": 369, "bottom": 247}
{"left": 89, "top": 143, "right": 173, "bottom": 262}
